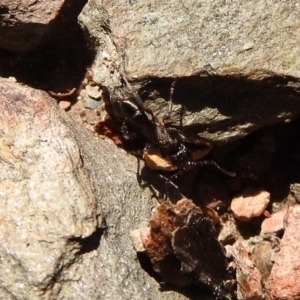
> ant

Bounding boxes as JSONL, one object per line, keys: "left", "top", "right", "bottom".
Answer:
{"left": 113, "top": 72, "right": 236, "bottom": 179}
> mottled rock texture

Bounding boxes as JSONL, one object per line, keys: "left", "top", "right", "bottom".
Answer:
{"left": 269, "top": 206, "right": 300, "bottom": 300}
{"left": 103, "top": 1, "right": 300, "bottom": 79}
{"left": 227, "top": 242, "right": 264, "bottom": 300}
{"left": 1, "top": 0, "right": 300, "bottom": 299}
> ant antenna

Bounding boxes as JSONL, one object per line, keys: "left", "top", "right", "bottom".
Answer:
{"left": 203, "top": 160, "right": 236, "bottom": 177}
{"left": 163, "top": 79, "right": 177, "bottom": 122}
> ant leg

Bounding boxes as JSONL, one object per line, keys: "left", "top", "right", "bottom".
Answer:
{"left": 163, "top": 79, "right": 177, "bottom": 122}
{"left": 152, "top": 171, "right": 183, "bottom": 202}
{"left": 119, "top": 71, "right": 154, "bottom": 117}
{"left": 194, "top": 160, "right": 236, "bottom": 177}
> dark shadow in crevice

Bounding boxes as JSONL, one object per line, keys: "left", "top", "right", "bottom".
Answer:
{"left": 137, "top": 252, "right": 216, "bottom": 300}
{"left": 69, "top": 227, "right": 105, "bottom": 255}
{"left": 107, "top": 71, "right": 300, "bottom": 207}
{"left": 138, "top": 166, "right": 184, "bottom": 203}
{"left": 0, "top": 0, "right": 96, "bottom": 94}
{"left": 133, "top": 118, "right": 300, "bottom": 299}
{"left": 134, "top": 73, "right": 300, "bottom": 144}
{"left": 137, "top": 252, "right": 163, "bottom": 282}
{"left": 135, "top": 112, "right": 300, "bottom": 236}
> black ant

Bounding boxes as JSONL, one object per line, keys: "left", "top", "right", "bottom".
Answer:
{"left": 112, "top": 72, "right": 235, "bottom": 179}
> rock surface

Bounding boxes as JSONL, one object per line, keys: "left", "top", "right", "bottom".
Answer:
{"left": 227, "top": 242, "right": 264, "bottom": 300}
{"left": 0, "top": 78, "right": 186, "bottom": 299}
{"left": 251, "top": 236, "right": 280, "bottom": 288}
{"left": 102, "top": 0, "right": 300, "bottom": 79}
{"left": 269, "top": 206, "right": 300, "bottom": 300}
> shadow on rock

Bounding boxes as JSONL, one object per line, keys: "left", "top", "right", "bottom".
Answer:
{"left": 0, "top": 0, "right": 96, "bottom": 94}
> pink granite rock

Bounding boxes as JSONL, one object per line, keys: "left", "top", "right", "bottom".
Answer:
{"left": 231, "top": 189, "right": 270, "bottom": 221}
{"left": 227, "top": 242, "right": 264, "bottom": 300}
{"left": 269, "top": 206, "right": 300, "bottom": 300}
{"left": 59, "top": 100, "right": 72, "bottom": 110}
{"left": 260, "top": 209, "right": 287, "bottom": 235}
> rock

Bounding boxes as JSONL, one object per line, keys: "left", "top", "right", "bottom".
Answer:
{"left": 101, "top": 1, "right": 300, "bottom": 79}
{"left": 251, "top": 236, "right": 280, "bottom": 285}
{"left": 85, "top": 97, "right": 102, "bottom": 110}
{"left": 130, "top": 228, "right": 150, "bottom": 252}
{"left": 141, "top": 199, "right": 229, "bottom": 299}
{"left": 290, "top": 183, "right": 300, "bottom": 203}
{"left": 0, "top": 78, "right": 186, "bottom": 300}
{"left": 260, "top": 209, "right": 287, "bottom": 235}
{"left": 0, "top": 2, "right": 92, "bottom": 95}
{"left": 227, "top": 242, "right": 264, "bottom": 300}
{"left": 78, "top": 0, "right": 120, "bottom": 90}
{"left": 82, "top": 85, "right": 103, "bottom": 110}
{"left": 269, "top": 205, "right": 300, "bottom": 300}
{"left": 79, "top": 0, "right": 300, "bottom": 144}
{"left": 218, "top": 213, "right": 242, "bottom": 244}
{"left": 0, "top": 78, "right": 100, "bottom": 298}
{"left": 58, "top": 100, "right": 72, "bottom": 110}
{"left": 0, "top": 0, "right": 84, "bottom": 52}
{"left": 85, "top": 85, "right": 103, "bottom": 100}
{"left": 231, "top": 189, "right": 270, "bottom": 221}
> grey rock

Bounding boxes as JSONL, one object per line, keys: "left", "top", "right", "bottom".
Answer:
{"left": 83, "top": 85, "right": 103, "bottom": 109}
{"left": 85, "top": 97, "right": 101, "bottom": 110}
{"left": 103, "top": 0, "right": 300, "bottom": 79}
{"left": 78, "top": 0, "right": 121, "bottom": 90}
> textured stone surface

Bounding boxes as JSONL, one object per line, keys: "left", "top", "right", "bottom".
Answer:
{"left": 231, "top": 189, "right": 270, "bottom": 221}
{"left": 58, "top": 100, "right": 72, "bottom": 110}
{"left": 1, "top": 0, "right": 300, "bottom": 298}
{"left": 227, "top": 242, "right": 264, "bottom": 300}
{"left": 269, "top": 206, "right": 300, "bottom": 300}
{"left": 0, "top": 78, "right": 186, "bottom": 299}
{"left": 102, "top": 1, "right": 300, "bottom": 79}
{"left": 0, "top": 78, "right": 100, "bottom": 298}
{"left": 218, "top": 213, "right": 242, "bottom": 244}
{"left": 251, "top": 236, "right": 280, "bottom": 287}
{"left": 78, "top": 0, "right": 120, "bottom": 90}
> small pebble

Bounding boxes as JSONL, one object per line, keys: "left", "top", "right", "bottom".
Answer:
{"left": 59, "top": 100, "right": 71, "bottom": 110}
{"left": 231, "top": 189, "right": 270, "bottom": 221}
